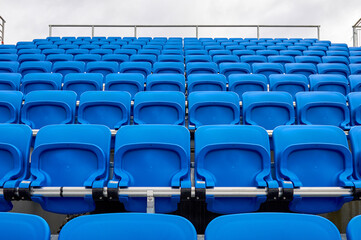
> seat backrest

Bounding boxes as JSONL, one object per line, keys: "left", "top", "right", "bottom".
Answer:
{"left": 153, "top": 62, "right": 184, "bottom": 74}
{"left": 188, "top": 91, "right": 240, "bottom": 129}
{"left": 78, "top": 91, "right": 131, "bottom": 129}
{"left": 273, "top": 125, "right": 353, "bottom": 213}
{"left": 195, "top": 125, "right": 273, "bottom": 213}
{"left": 295, "top": 91, "right": 350, "bottom": 129}
{"left": 252, "top": 63, "right": 285, "bottom": 78}
{"left": 269, "top": 74, "right": 309, "bottom": 99}
{"left": 134, "top": 91, "right": 185, "bottom": 125}
{"left": 119, "top": 62, "right": 152, "bottom": 77}
{"left": 285, "top": 63, "right": 318, "bottom": 77}
{"left": 0, "top": 91, "right": 23, "bottom": 124}
{"left": 186, "top": 62, "right": 218, "bottom": 74}
{"left": 105, "top": 73, "right": 145, "bottom": 99}
{"left": 228, "top": 74, "right": 268, "bottom": 100}
{"left": 205, "top": 213, "right": 341, "bottom": 240}
{"left": 0, "top": 213, "right": 50, "bottom": 240}
{"left": 63, "top": 73, "right": 104, "bottom": 100}
{"left": 21, "top": 73, "right": 63, "bottom": 94}
{"left": 30, "top": 124, "right": 111, "bottom": 214}
{"left": 86, "top": 61, "right": 119, "bottom": 76}
{"left": 74, "top": 54, "right": 101, "bottom": 63}
{"left": 0, "top": 62, "right": 19, "bottom": 74}
{"left": 242, "top": 91, "right": 295, "bottom": 130}
{"left": 309, "top": 74, "right": 350, "bottom": 95}
{"left": 58, "top": 213, "right": 196, "bottom": 240}
{"left": 19, "top": 61, "right": 52, "bottom": 75}
{"left": 112, "top": 125, "right": 190, "bottom": 212}
{"left": 0, "top": 73, "right": 22, "bottom": 90}
{"left": 317, "top": 63, "right": 350, "bottom": 77}
{"left": 146, "top": 74, "right": 185, "bottom": 92}
{"left": 21, "top": 90, "right": 77, "bottom": 128}
{"left": 0, "top": 125, "right": 32, "bottom": 211}
{"left": 187, "top": 74, "right": 227, "bottom": 93}
{"left": 52, "top": 61, "right": 85, "bottom": 76}
{"left": 219, "top": 63, "right": 251, "bottom": 77}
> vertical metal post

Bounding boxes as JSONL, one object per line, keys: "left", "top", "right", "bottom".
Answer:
{"left": 91, "top": 25, "right": 95, "bottom": 37}
{"left": 196, "top": 26, "right": 199, "bottom": 39}
{"left": 317, "top": 26, "right": 320, "bottom": 40}
{"left": 353, "top": 27, "right": 358, "bottom": 47}
{"left": 134, "top": 26, "right": 137, "bottom": 38}
{"left": 49, "top": 25, "right": 52, "bottom": 37}
{"left": 257, "top": 25, "right": 260, "bottom": 39}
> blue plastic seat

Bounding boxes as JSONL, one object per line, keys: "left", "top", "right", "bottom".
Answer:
{"left": 219, "top": 63, "right": 251, "bottom": 77}
{"left": 0, "top": 61, "right": 19, "bottom": 73}
{"left": 0, "top": 73, "right": 22, "bottom": 90}
{"left": 58, "top": 45, "right": 78, "bottom": 50}
{"left": 19, "top": 49, "right": 42, "bottom": 56}
{"left": 349, "top": 57, "right": 361, "bottom": 64}
{"left": 157, "top": 54, "right": 183, "bottom": 63}
{"left": 21, "top": 73, "right": 63, "bottom": 94}
{"left": 267, "top": 45, "right": 287, "bottom": 51}
{"left": 252, "top": 63, "right": 284, "bottom": 78}
{"left": 58, "top": 213, "right": 196, "bottom": 240}
{"left": 162, "top": 49, "right": 184, "bottom": 55}
{"left": 19, "top": 61, "right": 52, "bottom": 75}
{"left": 349, "top": 64, "right": 361, "bottom": 75}
{"left": 130, "top": 54, "right": 157, "bottom": 65}
{"left": 347, "top": 92, "right": 361, "bottom": 126}
{"left": 46, "top": 54, "right": 73, "bottom": 64}
{"left": 226, "top": 45, "right": 246, "bottom": 51}
{"left": 309, "top": 74, "right": 350, "bottom": 95}
{"left": 195, "top": 126, "right": 277, "bottom": 213}
{"left": 119, "top": 62, "right": 152, "bottom": 77}
{"left": 347, "top": 215, "right": 361, "bottom": 240}
{"left": 89, "top": 49, "right": 113, "bottom": 56}
{"left": 146, "top": 74, "right": 185, "bottom": 92}
{"left": 205, "top": 213, "right": 341, "bottom": 240}
{"left": 240, "top": 55, "right": 267, "bottom": 65}
{"left": 285, "top": 63, "right": 318, "bottom": 77}
{"left": 279, "top": 50, "right": 302, "bottom": 57}
{"left": 105, "top": 73, "right": 144, "bottom": 99}
{"left": 242, "top": 92, "right": 295, "bottom": 129}
{"left": 268, "top": 55, "right": 294, "bottom": 65}
{"left": 138, "top": 49, "right": 161, "bottom": 57}
{"left": 326, "top": 50, "right": 349, "bottom": 57}
{"left": 0, "top": 54, "right": 18, "bottom": 62}
{"left": 185, "top": 55, "right": 212, "bottom": 64}
{"left": 256, "top": 50, "right": 279, "bottom": 57}
{"left": 295, "top": 56, "right": 322, "bottom": 65}
{"left": 21, "top": 90, "right": 77, "bottom": 129}
{"left": 74, "top": 54, "right": 101, "bottom": 63}
{"left": 317, "top": 63, "right": 350, "bottom": 77}
{"left": 185, "top": 50, "right": 208, "bottom": 55}
{"left": 65, "top": 49, "right": 89, "bottom": 55}
{"left": 349, "top": 126, "right": 361, "bottom": 181}
{"left": 63, "top": 73, "right": 104, "bottom": 100}
{"left": 184, "top": 45, "right": 203, "bottom": 51}
{"left": 133, "top": 92, "right": 185, "bottom": 125}
{"left": 21, "top": 124, "right": 110, "bottom": 214}
{"left": 0, "top": 212, "right": 50, "bottom": 239}
{"left": 37, "top": 45, "right": 57, "bottom": 50}
{"left": 205, "top": 45, "right": 224, "bottom": 51}
{"left": 52, "top": 61, "right": 85, "bottom": 76}
{"left": 246, "top": 45, "right": 266, "bottom": 51}
{"left": 351, "top": 51, "right": 361, "bottom": 56}
{"left": 78, "top": 91, "right": 131, "bottom": 129}
{"left": 274, "top": 125, "right": 354, "bottom": 213}
{"left": 0, "top": 49, "right": 17, "bottom": 54}
{"left": 153, "top": 62, "right": 184, "bottom": 74}
{"left": 349, "top": 75, "right": 361, "bottom": 92}
{"left": 85, "top": 61, "right": 118, "bottom": 76}
{"left": 295, "top": 92, "right": 350, "bottom": 129}
{"left": 0, "top": 91, "right": 23, "bottom": 123}
{"left": 269, "top": 74, "right": 309, "bottom": 99}
{"left": 109, "top": 125, "right": 191, "bottom": 212}
{"left": 186, "top": 62, "right": 218, "bottom": 75}
{"left": 228, "top": 74, "right": 268, "bottom": 100}
{"left": 114, "top": 49, "right": 137, "bottom": 56}
{"left": 187, "top": 74, "right": 227, "bottom": 93}
{"left": 122, "top": 44, "right": 141, "bottom": 52}
{"left": 79, "top": 44, "right": 100, "bottom": 51}
{"left": 303, "top": 50, "right": 326, "bottom": 57}
{"left": 322, "top": 56, "right": 349, "bottom": 65}
{"left": 308, "top": 46, "right": 328, "bottom": 52}
{"left": 213, "top": 55, "right": 239, "bottom": 65}
{"left": 209, "top": 50, "right": 231, "bottom": 57}
{"left": 188, "top": 92, "right": 240, "bottom": 129}
{"left": 232, "top": 50, "right": 255, "bottom": 57}
{"left": 102, "top": 54, "right": 129, "bottom": 64}
{"left": 101, "top": 45, "right": 120, "bottom": 51}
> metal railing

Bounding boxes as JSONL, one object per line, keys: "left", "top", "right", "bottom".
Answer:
{"left": 353, "top": 18, "right": 361, "bottom": 47}
{"left": 0, "top": 16, "right": 5, "bottom": 44}
{"left": 48, "top": 24, "right": 321, "bottom": 39}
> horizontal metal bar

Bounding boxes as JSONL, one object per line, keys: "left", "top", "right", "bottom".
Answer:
{"left": 294, "top": 187, "right": 353, "bottom": 197}
{"left": 206, "top": 187, "right": 268, "bottom": 197}
{"left": 49, "top": 24, "right": 320, "bottom": 28}
{"left": 119, "top": 187, "right": 181, "bottom": 197}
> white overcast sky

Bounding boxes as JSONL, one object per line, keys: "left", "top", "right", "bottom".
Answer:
{"left": 1, "top": 0, "right": 360, "bottom": 45}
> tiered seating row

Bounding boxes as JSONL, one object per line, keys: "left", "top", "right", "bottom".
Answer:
{"left": 2, "top": 211, "right": 358, "bottom": 240}
{"left": 0, "top": 89, "right": 360, "bottom": 130}
{"left": 1, "top": 124, "right": 361, "bottom": 215}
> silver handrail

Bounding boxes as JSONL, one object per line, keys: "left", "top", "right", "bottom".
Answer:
{"left": 353, "top": 18, "right": 361, "bottom": 47}
{"left": 48, "top": 24, "right": 321, "bottom": 40}
{"left": 0, "top": 16, "right": 5, "bottom": 44}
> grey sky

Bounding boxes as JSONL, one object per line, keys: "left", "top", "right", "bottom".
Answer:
{"left": 1, "top": 0, "right": 360, "bottom": 45}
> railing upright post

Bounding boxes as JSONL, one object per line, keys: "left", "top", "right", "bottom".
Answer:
{"left": 353, "top": 26, "right": 358, "bottom": 47}
{"left": 196, "top": 25, "right": 199, "bottom": 39}
{"left": 134, "top": 26, "right": 137, "bottom": 38}
{"left": 49, "top": 25, "right": 52, "bottom": 37}
{"left": 257, "top": 25, "right": 260, "bottom": 39}
{"left": 91, "top": 25, "right": 95, "bottom": 37}
{"left": 317, "top": 26, "right": 320, "bottom": 40}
